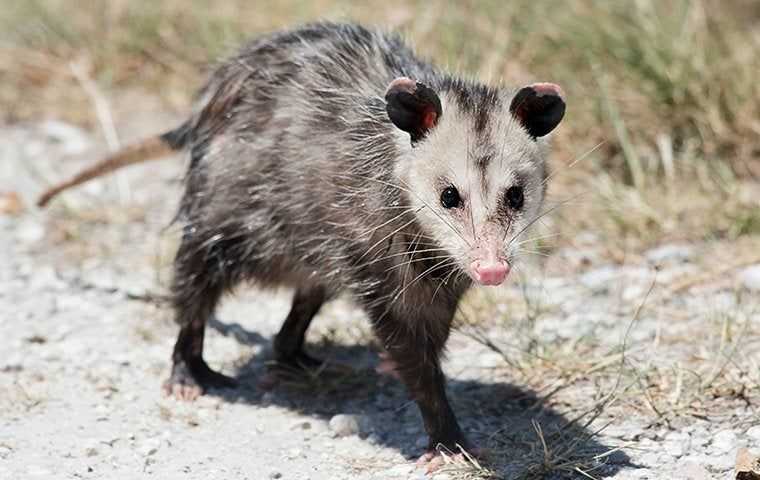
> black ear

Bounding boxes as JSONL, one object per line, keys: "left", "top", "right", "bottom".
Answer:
{"left": 385, "top": 77, "right": 442, "bottom": 143}
{"left": 509, "top": 83, "right": 566, "bottom": 138}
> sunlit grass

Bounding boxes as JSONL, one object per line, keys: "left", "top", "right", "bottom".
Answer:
{"left": 1, "top": 0, "right": 759, "bottom": 249}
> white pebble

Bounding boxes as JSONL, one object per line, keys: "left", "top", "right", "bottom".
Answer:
{"left": 710, "top": 430, "right": 736, "bottom": 454}
{"left": 663, "top": 431, "right": 691, "bottom": 458}
{"left": 579, "top": 266, "right": 619, "bottom": 293}
{"left": 645, "top": 244, "right": 693, "bottom": 264}
{"left": 739, "top": 265, "right": 760, "bottom": 291}
{"left": 328, "top": 414, "right": 360, "bottom": 437}
{"left": 15, "top": 219, "right": 45, "bottom": 243}
{"left": 746, "top": 425, "right": 760, "bottom": 441}
{"left": 138, "top": 438, "right": 161, "bottom": 457}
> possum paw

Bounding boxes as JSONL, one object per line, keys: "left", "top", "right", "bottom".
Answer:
{"left": 416, "top": 447, "right": 485, "bottom": 474}
{"left": 162, "top": 358, "right": 237, "bottom": 401}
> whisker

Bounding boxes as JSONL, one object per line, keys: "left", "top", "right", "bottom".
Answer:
{"left": 356, "top": 247, "right": 450, "bottom": 270}
{"left": 355, "top": 206, "right": 421, "bottom": 239}
{"left": 506, "top": 193, "right": 585, "bottom": 246}
{"left": 541, "top": 141, "right": 606, "bottom": 187}
{"left": 384, "top": 254, "right": 453, "bottom": 273}
{"left": 391, "top": 258, "right": 459, "bottom": 304}
{"left": 354, "top": 212, "right": 423, "bottom": 263}
{"left": 431, "top": 264, "right": 461, "bottom": 304}
{"left": 511, "top": 249, "right": 550, "bottom": 258}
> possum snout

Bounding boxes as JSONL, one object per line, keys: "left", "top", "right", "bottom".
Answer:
{"left": 470, "top": 259, "right": 510, "bottom": 286}
{"left": 467, "top": 229, "right": 510, "bottom": 286}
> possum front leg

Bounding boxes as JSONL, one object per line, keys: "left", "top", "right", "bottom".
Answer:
{"left": 370, "top": 305, "right": 470, "bottom": 461}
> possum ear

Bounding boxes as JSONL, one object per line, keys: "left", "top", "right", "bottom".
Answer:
{"left": 385, "top": 77, "right": 442, "bottom": 144}
{"left": 510, "top": 83, "right": 565, "bottom": 138}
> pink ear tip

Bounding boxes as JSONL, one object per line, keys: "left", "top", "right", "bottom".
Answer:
{"left": 386, "top": 76, "right": 417, "bottom": 95}
{"left": 529, "top": 82, "right": 565, "bottom": 100}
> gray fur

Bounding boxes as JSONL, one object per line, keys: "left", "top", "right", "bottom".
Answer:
{"left": 174, "top": 22, "right": 548, "bottom": 311}
{"left": 164, "top": 22, "right": 562, "bottom": 454}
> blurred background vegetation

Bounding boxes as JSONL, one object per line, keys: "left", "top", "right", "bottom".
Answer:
{"left": 2, "top": 0, "right": 759, "bottom": 251}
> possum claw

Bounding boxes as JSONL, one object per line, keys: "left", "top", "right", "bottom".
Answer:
{"left": 163, "top": 381, "right": 204, "bottom": 401}
{"left": 163, "top": 358, "right": 237, "bottom": 400}
{"left": 416, "top": 449, "right": 485, "bottom": 474}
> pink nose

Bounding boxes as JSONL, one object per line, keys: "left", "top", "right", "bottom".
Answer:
{"left": 470, "top": 260, "right": 510, "bottom": 286}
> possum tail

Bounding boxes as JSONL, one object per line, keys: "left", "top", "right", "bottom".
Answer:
{"left": 36, "top": 122, "right": 191, "bottom": 208}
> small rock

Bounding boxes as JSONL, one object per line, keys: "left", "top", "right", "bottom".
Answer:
{"left": 707, "top": 452, "right": 736, "bottom": 472}
{"left": 290, "top": 420, "right": 312, "bottom": 431}
{"left": 622, "top": 284, "right": 646, "bottom": 302}
{"left": 605, "top": 449, "right": 629, "bottom": 465}
{"left": 474, "top": 351, "right": 503, "bottom": 369}
{"left": 645, "top": 244, "right": 693, "bottom": 264}
{"left": 740, "top": 265, "right": 760, "bottom": 291}
{"left": 269, "top": 472, "right": 283, "bottom": 479}
{"left": 638, "top": 452, "right": 663, "bottom": 467}
{"left": 83, "top": 439, "right": 100, "bottom": 457}
{"left": 15, "top": 219, "right": 45, "bottom": 243}
{"left": 664, "top": 431, "right": 691, "bottom": 458}
{"left": 284, "top": 448, "right": 303, "bottom": 460}
{"left": 677, "top": 458, "right": 711, "bottom": 480}
{"left": 690, "top": 429, "right": 710, "bottom": 448}
{"left": 579, "top": 266, "right": 619, "bottom": 293}
{"left": 328, "top": 414, "right": 360, "bottom": 437}
{"left": 711, "top": 430, "right": 737, "bottom": 455}
{"left": 138, "top": 438, "right": 161, "bottom": 457}
{"left": 0, "top": 445, "right": 12, "bottom": 459}
{"left": 0, "top": 353, "right": 23, "bottom": 373}
{"left": 746, "top": 426, "right": 760, "bottom": 441}
{"left": 40, "top": 120, "right": 90, "bottom": 155}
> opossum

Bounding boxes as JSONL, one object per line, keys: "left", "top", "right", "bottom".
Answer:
{"left": 38, "top": 22, "right": 565, "bottom": 462}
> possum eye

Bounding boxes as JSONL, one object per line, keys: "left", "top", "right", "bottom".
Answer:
{"left": 505, "top": 186, "right": 524, "bottom": 210}
{"left": 440, "top": 186, "right": 462, "bottom": 209}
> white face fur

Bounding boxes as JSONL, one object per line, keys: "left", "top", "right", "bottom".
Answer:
{"left": 387, "top": 81, "right": 564, "bottom": 286}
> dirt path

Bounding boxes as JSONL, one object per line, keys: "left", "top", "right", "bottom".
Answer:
{"left": 1, "top": 119, "right": 759, "bottom": 479}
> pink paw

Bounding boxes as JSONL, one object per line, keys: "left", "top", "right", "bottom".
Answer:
{"left": 416, "top": 447, "right": 486, "bottom": 474}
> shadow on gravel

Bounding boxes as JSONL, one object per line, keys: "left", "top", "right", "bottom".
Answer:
{"left": 208, "top": 317, "right": 632, "bottom": 478}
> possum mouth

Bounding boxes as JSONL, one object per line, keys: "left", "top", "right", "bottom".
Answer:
{"left": 469, "top": 259, "right": 511, "bottom": 286}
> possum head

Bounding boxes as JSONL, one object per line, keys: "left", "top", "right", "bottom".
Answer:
{"left": 386, "top": 77, "right": 565, "bottom": 286}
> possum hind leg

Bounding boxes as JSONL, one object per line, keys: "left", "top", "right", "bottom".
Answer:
{"left": 273, "top": 285, "right": 328, "bottom": 370}
{"left": 163, "top": 232, "right": 239, "bottom": 401}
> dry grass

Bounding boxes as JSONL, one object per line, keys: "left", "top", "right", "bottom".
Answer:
{"left": 4, "top": 0, "right": 758, "bottom": 251}
{"left": 459, "top": 264, "right": 760, "bottom": 418}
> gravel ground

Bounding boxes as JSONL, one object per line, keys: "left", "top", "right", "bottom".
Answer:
{"left": 1, "top": 119, "right": 759, "bottom": 479}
